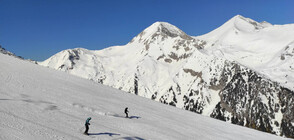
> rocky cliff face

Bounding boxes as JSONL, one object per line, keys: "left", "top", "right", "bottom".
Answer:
{"left": 154, "top": 56, "right": 294, "bottom": 137}
{"left": 208, "top": 62, "right": 294, "bottom": 137}
{"left": 39, "top": 16, "right": 294, "bottom": 138}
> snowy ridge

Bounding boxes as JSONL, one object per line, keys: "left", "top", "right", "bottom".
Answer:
{"left": 40, "top": 15, "right": 294, "bottom": 138}
{"left": 0, "top": 45, "right": 39, "bottom": 64}
{"left": 198, "top": 15, "right": 270, "bottom": 41}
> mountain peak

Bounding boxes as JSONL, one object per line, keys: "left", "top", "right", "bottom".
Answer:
{"left": 232, "top": 14, "right": 245, "bottom": 20}
{"left": 230, "top": 15, "right": 256, "bottom": 22}
{"left": 130, "top": 21, "right": 192, "bottom": 44}
{"left": 147, "top": 21, "right": 184, "bottom": 37}
{"left": 229, "top": 15, "right": 267, "bottom": 30}
{"left": 199, "top": 15, "right": 271, "bottom": 40}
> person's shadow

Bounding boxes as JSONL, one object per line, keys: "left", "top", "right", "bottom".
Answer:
{"left": 112, "top": 114, "right": 141, "bottom": 119}
{"left": 129, "top": 116, "right": 141, "bottom": 119}
{"left": 88, "top": 132, "right": 120, "bottom": 136}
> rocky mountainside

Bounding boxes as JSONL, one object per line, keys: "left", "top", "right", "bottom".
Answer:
{"left": 0, "top": 45, "right": 38, "bottom": 64}
{"left": 39, "top": 15, "right": 294, "bottom": 138}
{"left": 0, "top": 45, "right": 24, "bottom": 59}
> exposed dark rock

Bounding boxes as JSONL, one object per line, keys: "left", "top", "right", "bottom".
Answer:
{"left": 157, "top": 55, "right": 165, "bottom": 60}
{"left": 134, "top": 74, "right": 138, "bottom": 95}
{"left": 209, "top": 62, "right": 294, "bottom": 138}
{"left": 183, "top": 69, "right": 202, "bottom": 78}
{"left": 164, "top": 58, "right": 172, "bottom": 63}
{"left": 151, "top": 92, "right": 158, "bottom": 100}
{"left": 0, "top": 45, "right": 24, "bottom": 59}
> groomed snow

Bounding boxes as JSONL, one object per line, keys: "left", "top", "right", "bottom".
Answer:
{"left": 0, "top": 53, "right": 289, "bottom": 139}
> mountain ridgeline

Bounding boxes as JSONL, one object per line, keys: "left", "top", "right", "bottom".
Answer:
{"left": 0, "top": 45, "right": 24, "bottom": 60}
{"left": 40, "top": 15, "right": 294, "bottom": 138}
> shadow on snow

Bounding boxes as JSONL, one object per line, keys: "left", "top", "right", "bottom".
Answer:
{"left": 111, "top": 114, "right": 141, "bottom": 119}
{"left": 113, "top": 136, "right": 145, "bottom": 140}
{"left": 88, "top": 132, "right": 120, "bottom": 136}
{"left": 128, "top": 116, "right": 141, "bottom": 119}
{"left": 87, "top": 132, "right": 145, "bottom": 140}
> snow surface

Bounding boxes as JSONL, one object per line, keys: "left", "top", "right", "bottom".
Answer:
{"left": 0, "top": 53, "right": 289, "bottom": 139}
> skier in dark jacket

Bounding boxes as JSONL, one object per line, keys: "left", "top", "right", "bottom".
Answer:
{"left": 84, "top": 117, "right": 91, "bottom": 135}
{"left": 125, "top": 107, "right": 129, "bottom": 118}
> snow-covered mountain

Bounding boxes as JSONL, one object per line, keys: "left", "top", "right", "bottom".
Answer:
{"left": 2, "top": 52, "right": 289, "bottom": 140}
{"left": 197, "top": 15, "right": 294, "bottom": 91}
{"left": 39, "top": 15, "right": 294, "bottom": 138}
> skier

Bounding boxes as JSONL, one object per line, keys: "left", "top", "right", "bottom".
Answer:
{"left": 84, "top": 117, "right": 91, "bottom": 135}
{"left": 125, "top": 107, "right": 129, "bottom": 118}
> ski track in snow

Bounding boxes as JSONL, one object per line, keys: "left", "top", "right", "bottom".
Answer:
{"left": 0, "top": 53, "right": 290, "bottom": 140}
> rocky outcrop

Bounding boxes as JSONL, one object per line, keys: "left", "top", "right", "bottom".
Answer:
{"left": 0, "top": 45, "right": 24, "bottom": 59}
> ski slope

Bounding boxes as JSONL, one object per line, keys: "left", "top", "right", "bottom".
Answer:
{"left": 0, "top": 53, "right": 288, "bottom": 140}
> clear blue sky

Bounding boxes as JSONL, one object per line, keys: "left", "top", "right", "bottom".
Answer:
{"left": 0, "top": 0, "right": 293, "bottom": 61}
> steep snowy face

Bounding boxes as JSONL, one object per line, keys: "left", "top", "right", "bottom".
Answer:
{"left": 40, "top": 48, "right": 92, "bottom": 71}
{"left": 197, "top": 15, "right": 294, "bottom": 91}
{"left": 40, "top": 16, "right": 294, "bottom": 138}
{"left": 40, "top": 48, "right": 106, "bottom": 80}
{"left": 199, "top": 15, "right": 269, "bottom": 41}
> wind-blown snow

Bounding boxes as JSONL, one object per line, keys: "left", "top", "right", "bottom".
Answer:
{"left": 0, "top": 53, "right": 288, "bottom": 139}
